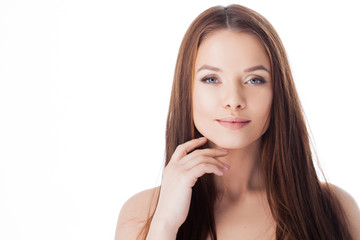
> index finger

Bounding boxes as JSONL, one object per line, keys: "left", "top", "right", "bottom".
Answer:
{"left": 170, "top": 137, "right": 207, "bottom": 162}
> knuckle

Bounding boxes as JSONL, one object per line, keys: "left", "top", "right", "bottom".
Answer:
{"left": 173, "top": 144, "right": 187, "bottom": 159}
{"left": 202, "top": 163, "right": 212, "bottom": 169}
{"left": 197, "top": 155, "right": 207, "bottom": 162}
{"left": 191, "top": 149, "right": 201, "bottom": 156}
{"left": 175, "top": 144, "right": 183, "bottom": 152}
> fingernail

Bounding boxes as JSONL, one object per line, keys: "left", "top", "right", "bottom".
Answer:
{"left": 223, "top": 163, "right": 231, "bottom": 170}
{"left": 199, "top": 137, "right": 206, "bottom": 140}
{"left": 220, "top": 148, "right": 228, "bottom": 152}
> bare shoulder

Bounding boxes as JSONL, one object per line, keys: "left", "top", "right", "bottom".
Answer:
{"left": 115, "top": 186, "right": 160, "bottom": 240}
{"left": 328, "top": 183, "right": 360, "bottom": 239}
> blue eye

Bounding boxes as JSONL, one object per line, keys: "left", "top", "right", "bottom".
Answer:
{"left": 201, "top": 76, "right": 219, "bottom": 84}
{"left": 248, "top": 78, "right": 266, "bottom": 84}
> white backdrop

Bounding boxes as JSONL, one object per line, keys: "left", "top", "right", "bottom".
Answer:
{"left": 0, "top": 0, "right": 359, "bottom": 239}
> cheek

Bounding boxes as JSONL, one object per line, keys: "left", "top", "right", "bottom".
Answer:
{"left": 192, "top": 87, "right": 218, "bottom": 126}
{"left": 251, "top": 90, "right": 273, "bottom": 126}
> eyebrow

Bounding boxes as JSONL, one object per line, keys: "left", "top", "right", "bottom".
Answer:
{"left": 196, "top": 64, "right": 270, "bottom": 73}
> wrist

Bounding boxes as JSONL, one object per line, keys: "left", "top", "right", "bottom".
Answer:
{"left": 146, "top": 216, "right": 178, "bottom": 240}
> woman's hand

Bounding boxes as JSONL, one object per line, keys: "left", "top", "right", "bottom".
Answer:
{"left": 149, "top": 137, "right": 229, "bottom": 236}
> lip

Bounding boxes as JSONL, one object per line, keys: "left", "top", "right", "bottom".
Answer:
{"left": 216, "top": 117, "right": 251, "bottom": 130}
{"left": 216, "top": 117, "right": 250, "bottom": 123}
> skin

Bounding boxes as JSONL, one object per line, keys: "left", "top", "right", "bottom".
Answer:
{"left": 192, "top": 30, "right": 275, "bottom": 239}
{"left": 193, "top": 30, "right": 272, "bottom": 197}
{"left": 115, "top": 30, "right": 360, "bottom": 240}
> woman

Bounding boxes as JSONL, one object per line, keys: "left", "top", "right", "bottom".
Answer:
{"left": 115, "top": 4, "right": 360, "bottom": 240}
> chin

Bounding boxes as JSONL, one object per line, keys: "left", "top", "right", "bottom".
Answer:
{"left": 205, "top": 133, "right": 263, "bottom": 150}
{"left": 207, "top": 137, "right": 248, "bottom": 149}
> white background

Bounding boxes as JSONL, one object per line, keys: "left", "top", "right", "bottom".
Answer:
{"left": 0, "top": 0, "right": 359, "bottom": 239}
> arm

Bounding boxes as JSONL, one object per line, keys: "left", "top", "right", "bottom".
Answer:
{"left": 332, "top": 184, "right": 360, "bottom": 240}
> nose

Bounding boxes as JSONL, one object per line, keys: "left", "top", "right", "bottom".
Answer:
{"left": 223, "top": 83, "right": 246, "bottom": 111}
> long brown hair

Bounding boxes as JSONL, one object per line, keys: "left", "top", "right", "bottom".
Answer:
{"left": 139, "top": 4, "right": 352, "bottom": 240}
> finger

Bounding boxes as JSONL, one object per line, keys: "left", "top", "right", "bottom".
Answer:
{"left": 170, "top": 137, "right": 207, "bottom": 162}
{"left": 186, "top": 163, "right": 225, "bottom": 187}
{"left": 182, "top": 155, "right": 228, "bottom": 171}
{"left": 180, "top": 148, "right": 228, "bottom": 163}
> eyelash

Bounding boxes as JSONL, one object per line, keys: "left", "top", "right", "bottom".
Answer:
{"left": 200, "top": 76, "right": 267, "bottom": 85}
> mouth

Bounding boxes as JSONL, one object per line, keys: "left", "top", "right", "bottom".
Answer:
{"left": 216, "top": 116, "right": 251, "bottom": 123}
{"left": 216, "top": 119, "right": 251, "bottom": 130}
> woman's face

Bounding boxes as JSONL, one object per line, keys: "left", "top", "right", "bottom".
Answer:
{"left": 192, "top": 30, "right": 272, "bottom": 149}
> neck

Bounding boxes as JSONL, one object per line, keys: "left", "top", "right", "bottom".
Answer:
{"left": 209, "top": 138, "right": 265, "bottom": 202}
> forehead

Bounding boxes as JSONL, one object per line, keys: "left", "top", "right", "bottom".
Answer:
{"left": 195, "top": 30, "right": 270, "bottom": 72}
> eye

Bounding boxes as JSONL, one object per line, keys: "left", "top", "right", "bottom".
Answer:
{"left": 201, "top": 76, "right": 219, "bottom": 84}
{"left": 247, "top": 77, "right": 267, "bottom": 85}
